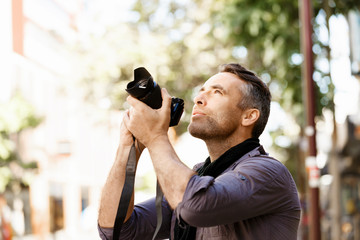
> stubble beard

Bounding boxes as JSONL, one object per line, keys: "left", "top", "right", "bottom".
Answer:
{"left": 188, "top": 117, "right": 235, "bottom": 141}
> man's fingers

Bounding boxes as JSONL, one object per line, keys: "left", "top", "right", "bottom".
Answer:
{"left": 127, "top": 89, "right": 171, "bottom": 112}
{"left": 122, "top": 109, "right": 130, "bottom": 128}
{"left": 127, "top": 95, "right": 148, "bottom": 109}
{"left": 161, "top": 88, "right": 172, "bottom": 111}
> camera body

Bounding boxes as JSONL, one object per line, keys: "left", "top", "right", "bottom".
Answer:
{"left": 126, "top": 67, "right": 184, "bottom": 127}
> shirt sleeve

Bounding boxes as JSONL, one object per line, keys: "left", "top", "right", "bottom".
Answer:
{"left": 98, "top": 197, "right": 173, "bottom": 240}
{"left": 175, "top": 158, "right": 298, "bottom": 228}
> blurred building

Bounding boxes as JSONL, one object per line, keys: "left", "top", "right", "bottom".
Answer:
{"left": 349, "top": 11, "right": 360, "bottom": 78}
{"left": 321, "top": 10, "right": 360, "bottom": 240}
{"left": 337, "top": 10, "right": 360, "bottom": 240}
{"left": 0, "top": 0, "right": 120, "bottom": 239}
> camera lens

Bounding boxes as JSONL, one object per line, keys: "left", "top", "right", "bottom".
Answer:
{"left": 137, "top": 79, "right": 148, "bottom": 89}
{"left": 126, "top": 67, "right": 184, "bottom": 126}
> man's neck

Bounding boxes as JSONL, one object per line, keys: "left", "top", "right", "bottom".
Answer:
{"left": 205, "top": 135, "right": 250, "bottom": 162}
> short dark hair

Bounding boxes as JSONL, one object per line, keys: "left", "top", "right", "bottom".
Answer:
{"left": 219, "top": 63, "right": 271, "bottom": 138}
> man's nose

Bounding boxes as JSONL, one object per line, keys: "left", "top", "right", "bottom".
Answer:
{"left": 193, "top": 92, "right": 205, "bottom": 106}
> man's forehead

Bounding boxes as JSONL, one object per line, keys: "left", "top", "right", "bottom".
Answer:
{"left": 202, "top": 72, "right": 243, "bottom": 89}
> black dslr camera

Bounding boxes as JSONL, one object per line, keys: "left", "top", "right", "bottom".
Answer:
{"left": 126, "top": 67, "right": 184, "bottom": 127}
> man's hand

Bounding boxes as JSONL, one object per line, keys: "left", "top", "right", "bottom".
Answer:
{"left": 119, "top": 110, "right": 134, "bottom": 146}
{"left": 120, "top": 112, "right": 145, "bottom": 155}
{"left": 124, "top": 88, "right": 172, "bottom": 148}
{"left": 124, "top": 88, "right": 195, "bottom": 209}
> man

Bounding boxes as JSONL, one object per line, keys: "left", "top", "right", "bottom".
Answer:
{"left": 98, "top": 63, "right": 301, "bottom": 239}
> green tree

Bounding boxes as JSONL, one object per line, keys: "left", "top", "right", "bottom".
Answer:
{"left": 75, "top": 0, "right": 238, "bottom": 134}
{"left": 75, "top": 0, "right": 359, "bottom": 168}
{"left": 218, "top": 0, "right": 358, "bottom": 114}
{"left": 0, "top": 94, "right": 42, "bottom": 192}
{"left": 215, "top": 0, "right": 359, "bottom": 185}
{"left": 74, "top": 0, "right": 239, "bottom": 194}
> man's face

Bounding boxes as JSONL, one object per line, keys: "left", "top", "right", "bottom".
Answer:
{"left": 188, "top": 72, "right": 245, "bottom": 140}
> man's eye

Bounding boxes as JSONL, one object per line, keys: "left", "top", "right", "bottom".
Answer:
{"left": 215, "top": 90, "right": 222, "bottom": 94}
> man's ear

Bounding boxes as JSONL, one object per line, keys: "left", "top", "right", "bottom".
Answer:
{"left": 241, "top": 108, "right": 260, "bottom": 127}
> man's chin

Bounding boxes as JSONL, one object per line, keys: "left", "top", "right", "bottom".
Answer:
{"left": 188, "top": 124, "right": 199, "bottom": 137}
{"left": 188, "top": 124, "right": 207, "bottom": 140}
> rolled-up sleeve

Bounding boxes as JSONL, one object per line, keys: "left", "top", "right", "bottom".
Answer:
{"left": 98, "top": 197, "right": 172, "bottom": 240}
{"left": 175, "top": 161, "right": 293, "bottom": 228}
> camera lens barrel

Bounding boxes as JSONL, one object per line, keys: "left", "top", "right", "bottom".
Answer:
{"left": 126, "top": 67, "right": 184, "bottom": 127}
{"left": 126, "top": 67, "right": 162, "bottom": 109}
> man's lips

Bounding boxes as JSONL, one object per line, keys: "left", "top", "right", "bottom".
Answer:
{"left": 192, "top": 110, "right": 206, "bottom": 116}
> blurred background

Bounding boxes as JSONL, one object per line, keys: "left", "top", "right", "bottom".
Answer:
{"left": 0, "top": 0, "right": 360, "bottom": 239}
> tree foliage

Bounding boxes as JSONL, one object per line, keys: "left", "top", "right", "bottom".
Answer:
{"left": 75, "top": 0, "right": 238, "bottom": 133}
{"left": 0, "top": 94, "right": 42, "bottom": 192}
{"left": 219, "top": 0, "right": 358, "bottom": 117}
{"left": 215, "top": 0, "right": 359, "bottom": 179}
{"left": 76, "top": 0, "right": 359, "bottom": 167}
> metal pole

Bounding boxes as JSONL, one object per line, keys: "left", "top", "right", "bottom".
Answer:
{"left": 299, "top": 0, "right": 321, "bottom": 239}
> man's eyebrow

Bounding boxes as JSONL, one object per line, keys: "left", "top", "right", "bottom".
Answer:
{"left": 199, "top": 84, "right": 226, "bottom": 92}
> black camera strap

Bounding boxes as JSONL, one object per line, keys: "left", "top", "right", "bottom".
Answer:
{"left": 113, "top": 143, "right": 136, "bottom": 240}
{"left": 153, "top": 182, "right": 164, "bottom": 240}
{"left": 113, "top": 142, "right": 164, "bottom": 240}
